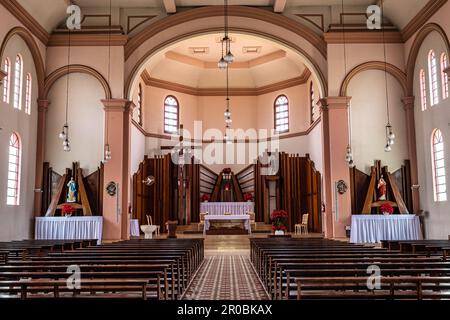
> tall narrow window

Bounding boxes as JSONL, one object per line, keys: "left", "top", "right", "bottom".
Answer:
{"left": 164, "top": 95, "right": 179, "bottom": 134}
{"left": 310, "top": 82, "right": 315, "bottom": 124}
{"left": 24, "top": 73, "right": 32, "bottom": 115}
{"left": 428, "top": 50, "right": 439, "bottom": 106}
{"left": 420, "top": 69, "right": 427, "bottom": 111}
{"left": 274, "top": 95, "right": 289, "bottom": 133}
{"left": 432, "top": 129, "right": 447, "bottom": 202}
{"left": 6, "top": 132, "right": 21, "bottom": 206}
{"left": 13, "top": 55, "right": 23, "bottom": 110}
{"left": 137, "top": 84, "right": 143, "bottom": 125}
{"left": 3, "top": 58, "right": 11, "bottom": 103}
{"left": 441, "top": 53, "right": 449, "bottom": 100}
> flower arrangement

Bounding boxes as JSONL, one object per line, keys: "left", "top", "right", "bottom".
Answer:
{"left": 380, "top": 203, "right": 394, "bottom": 215}
{"left": 271, "top": 210, "right": 288, "bottom": 232}
{"left": 201, "top": 194, "right": 210, "bottom": 202}
{"left": 61, "top": 204, "right": 76, "bottom": 217}
{"left": 244, "top": 193, "right": 253, "bottom": 202}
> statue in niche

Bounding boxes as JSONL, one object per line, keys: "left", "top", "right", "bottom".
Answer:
{"left": 67, "top": 177, "right": 78, "bottom": 203}
{"left": 377, "top": 175, "right": 387, "bottom": 201}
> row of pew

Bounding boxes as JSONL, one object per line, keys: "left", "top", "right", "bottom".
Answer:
{"left": 250, "top": 238, "right": 450, "bottom": 300}
{"left": 0, "top": 238, "right": 203, "bottom": 300}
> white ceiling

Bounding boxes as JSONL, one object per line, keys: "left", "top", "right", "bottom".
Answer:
{"left": 16, "top": 0, "right": 430, "bottom": 33}
{"left": 144, "top": 33, "right": 307, "bottom": 88}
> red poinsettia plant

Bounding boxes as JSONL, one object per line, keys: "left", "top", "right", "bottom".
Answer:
{"left": 243, "top": 193, "right": 253, "bottom": 202}
{"left": 201, "top": 194, "right": 210, "bottom": 202}
{"left": 61, "top": 204, "right": 76, "bottom": 216}
{"left": 271, "top": 210, "right": 288, "bottom": 231}
{"left": 380, "top": 203, "right": 394, "bottom": 215}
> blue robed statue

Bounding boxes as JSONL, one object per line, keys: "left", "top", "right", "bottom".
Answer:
{"left": 67, "top": 177, "right": 78, "bottom": 203}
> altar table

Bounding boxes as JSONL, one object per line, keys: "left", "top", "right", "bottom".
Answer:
{"left": 203, "top": 214, "right": 251, "bottom": 235}
{"left": 350, "top": 215, "right": 422, "bottom": 244}
{"left": 35, "top": 216, "right": 103, "bottom": 244}
{"left": 130, "top": 219, "right": 140, "bottom": 237}
{"left": 200, "top": 202, "right": 254, "bottom": 215}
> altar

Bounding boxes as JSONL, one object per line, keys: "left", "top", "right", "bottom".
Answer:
{"left": 35, "top": 216, "right": 103, "bottom": 244}
{"left": 200, "top": 202, "right": 254, "bottom": 215}
{"left": 350, "top": 215, "right": 422, "bottom": 244}
{"left": 203, "top": 214, "right": 251, "bottom": 235}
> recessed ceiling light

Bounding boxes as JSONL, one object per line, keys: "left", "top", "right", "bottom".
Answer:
{"left": 243, "top": 46, "right": 261, "bottom": 54}
{"left": 189, "top": 47, "right": 209, "bottom": 54}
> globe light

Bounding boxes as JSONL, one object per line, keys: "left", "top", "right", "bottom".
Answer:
{"left": 224, "top": 50, "right": 234, "bottom": 63}
{"left": 224, "top": 110, "right": 231, "bottom": 117}
{"left": 225, "top": 117, "right": 232, "bottom": 124}
{"left": 384, "top": 143, "right": 392, "bottom": 152}
{"left": 218, "top": 57, "right": 227, "bottom": 69}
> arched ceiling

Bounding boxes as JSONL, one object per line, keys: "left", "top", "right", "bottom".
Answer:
{"left": 16, "top": 0, "right": 429, "bottom": 34}
{"left": 142, "top": 33, "right": 308, "bottom": 89}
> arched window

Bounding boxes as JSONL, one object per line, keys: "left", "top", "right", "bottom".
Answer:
{"left": 24, "top": 73, "right": 32, "bottom": 115}
{"left": 428, "top": 50, "right": 439, "bottom": 106}
{"left": 431, "top": 129, "right": 447, "bottom": 202}
{"left": 310, "top": 82, "right": 315, "bottom": 124}
{"left": 3, "top": 58, "right": 11, "bottom": 103}
{"left": 274, "top": 95, "right": 289, "bottom": 133}
{"left": 13, "top": 54, "right": 23, "bottom": 110}
{"left": 6, "top": 132, "right": 21, "bottom": 206}
{"left": 164, "top": 95, "right": 179, "bottom": 134}
{"left": 420, "top": 69, "right": 427, "bottom": 111}
{"left": 441, "top": 53, "right": 449, "bottom": 100}
{"left": 137, "top": 84, "right": 143, "bottom": 125}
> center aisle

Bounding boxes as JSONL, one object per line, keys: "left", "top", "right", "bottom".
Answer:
{"left": 182, "top": 255, "right": 270, "bottom": 300}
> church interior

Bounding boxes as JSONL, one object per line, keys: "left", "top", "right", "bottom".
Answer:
{"left": 1, "top": 0, "right": 450, "bottom": 305}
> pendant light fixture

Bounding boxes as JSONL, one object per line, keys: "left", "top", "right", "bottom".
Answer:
{"left": 218, "top": 0, "right": 234, "bottom": 68}
{"left": 341, "top": 0, "right": 354, "bottom": 168}
{"left": 104, "top": 0, "right": 112, "bottom": 162}
{"left": 59, "top": 26, "right": 72, "bottom": 152}
{"left": 381, "top": 0, "right": 395, "bottom": 153}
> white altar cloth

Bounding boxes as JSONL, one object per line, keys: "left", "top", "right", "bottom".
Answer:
{"left": 203, "top": 214, "right": 251, "bottom": 235}
{"left": 35, "top": 216, "right": 103, "bottom": 244}
{"left": 350, "top": 215, "right": 422, "bottom": 244}
{"left": 130, "top": 219, "right": 140, "bottom": 237}
{"left": 200, "top": 202, "right": 254, "bottom": 215}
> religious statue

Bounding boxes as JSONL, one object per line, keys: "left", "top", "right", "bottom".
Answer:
{"left": 377, "top": 175, "right": 387, "bottom": 200}
{"left": 67, "top": 177, "right": 78, "bottom": 203}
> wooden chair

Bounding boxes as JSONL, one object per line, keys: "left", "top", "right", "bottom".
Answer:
{"left": 198, "top": 213, "right": 207, "bottom": 231}
{"left": 295, "top": 214, "right": 309, "bottom": 235}
{"left": 146, "top": 215, "right": 160, "bottom": 237}
{"left": 248, "top": 211, "right": 256, "bottom": 231}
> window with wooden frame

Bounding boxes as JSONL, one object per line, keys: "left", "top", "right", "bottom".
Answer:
{"left": 24, "top": 73, "right": 31, "bottom": 115}
{"left": 431, "top": 128, "right": 447, "bottom": 202}
{"left": 137, "top": 83, "right": 143, "bottom": 125}
{"left": 3, "top": 58, "right": 11, "bottom": 103}
{"left": 6, "top": 132, "right": 21, "bottom": 206}
{"left": 441, "top": 52, "right": 449, "bottom": 100}
{"left": 420, "top": 69, "right": 427, "bottom": 111}
{"left": 428, "top": 50, "right": 439, "bottom": 106}
{"left": 274, "top": 95, "right": 289, "bottom": 133}
{"left": 164, "top": 95, "right": 179, "bottom": 134}
{"left": 310, "top": 82, "right": 315, "bottom": 124}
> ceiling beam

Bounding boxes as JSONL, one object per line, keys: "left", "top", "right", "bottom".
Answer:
{"left": 163, "top": 0, "right": 177, "bottom": 14}
{"left": 273, "top": 0, "right": 287, "bottom": 13}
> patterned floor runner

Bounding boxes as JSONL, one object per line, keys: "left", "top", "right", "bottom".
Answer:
{"left": 182, "top": 256, "right": 270, "bottom": 300}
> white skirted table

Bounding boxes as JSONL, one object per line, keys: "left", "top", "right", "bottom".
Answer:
{"left": 203, "top": 214, "right": 251, "bottom": 235}
{"left": 130, "top": 219, "right": 140, "bottom": 237}
{"left": 200, "top": 202, "right": 254, "bottom": 215}
{"left": 350, "top": 214, "right": 422, "bottom": 244}
{"left": 35, "top": 216, "right": 103, "bottom": 244}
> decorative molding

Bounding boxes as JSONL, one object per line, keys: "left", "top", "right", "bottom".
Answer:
{"left": 127, "top": 15, "right": 157, "bottom": 34}
{"left": 140, "top": 68, "right": 311, "bottom": 96}
{"left": 295, "top": 14, "right": 325, "bottom": 32}
{"left": 131, "top": 117, "right": 321, "bottom": 144}
{"left": 273, "top": 0, "right": 287, "bottom": 13}
{"left": 444, "top": 66, "right": 450, "bottom": 79}
{"left": 0, "top": 0, "right": 50, "bottom": 45}
{"left": 340, "top": 61, "right": 408, "bottom": 97}
{"left": 319, "top": 97, "right": 352, "bottom": 110}
{"left": 323, "top": 31, "right": 403, "bottom": 44}
{"left": 0, "top": 26, "right": 45, "bottom": 99}
{"left": 401, "top": 0, "right": 448, "bottom": 42}
{"left": 165, "top": 49, "right": 287, "bottom": 69}
{"left": 125, "top": 6, "right": 327, "bottom": 60}
{"left": 0, "top": 70, "right": 6, "bottom": 85}
{"left": 48, "top": 34, "right": 128, "bottom": 47}
{"left": 406, "top": 23, "right": 450, "bottom": 95}
{"left": 43, "top": 64, "right": 112, "bottom": 100}
{"left": 402, "top": 96, "right": 415, "bottom": 110}
{"left": 163, "top": 0, "right": 177, "bottom": 14}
